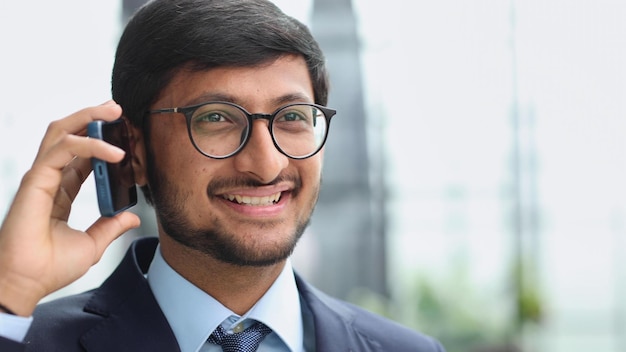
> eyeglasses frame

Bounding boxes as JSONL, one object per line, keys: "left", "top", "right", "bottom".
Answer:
{"left": 148, "top": 101, "right": 337, "bottom": 160}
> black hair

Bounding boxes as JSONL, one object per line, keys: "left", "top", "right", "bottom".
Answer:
{"left": 111, "top": 0, "right": 329, "bottom": 128}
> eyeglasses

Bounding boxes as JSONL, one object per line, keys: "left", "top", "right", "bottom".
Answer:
{"left": 148, "top": 101, "right": 337, "bottom": 159}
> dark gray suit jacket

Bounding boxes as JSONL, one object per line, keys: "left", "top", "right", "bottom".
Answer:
{"left": 0, "top": 237, "right": 445, "bottom": 351}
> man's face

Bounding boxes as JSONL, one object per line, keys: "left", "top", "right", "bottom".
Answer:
{"left": 137, "top": 55, "right": 323, "bottom": 266}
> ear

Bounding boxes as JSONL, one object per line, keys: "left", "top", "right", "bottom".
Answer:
{"left": 126, "top": 119, "right": 148, "bottom": 187}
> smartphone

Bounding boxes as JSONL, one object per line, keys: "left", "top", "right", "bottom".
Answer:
{"left": 87, "top": 118, "right": 137, "bottom": 217}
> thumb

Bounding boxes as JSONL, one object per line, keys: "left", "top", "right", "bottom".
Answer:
{"left": 86, "top": 211, "right": 141, "bottom": 262}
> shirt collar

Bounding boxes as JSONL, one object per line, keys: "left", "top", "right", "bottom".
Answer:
{"left": 147, "top": 245, "right": 303, "bottom": 352}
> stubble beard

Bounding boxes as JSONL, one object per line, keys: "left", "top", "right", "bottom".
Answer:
{"left": 146, "top": 156, "right": 318, "bottom": 267}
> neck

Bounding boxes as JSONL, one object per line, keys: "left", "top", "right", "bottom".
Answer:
{"left": 158, "top": 234, "right": 286, "bottom": 315}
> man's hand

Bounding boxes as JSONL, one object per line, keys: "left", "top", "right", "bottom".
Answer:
{"left": 0, "top": 101, "right": 141, "bottom": 316}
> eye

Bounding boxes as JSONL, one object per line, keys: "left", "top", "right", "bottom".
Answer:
{"left": 194, "top": 111, "right": 227, "bottom": 123}
{"left": 281, "top": 111, "right": 306, "bottom": 122}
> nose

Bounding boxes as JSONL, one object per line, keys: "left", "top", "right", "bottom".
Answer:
{"left": 232, "top": 120, "right": 289, "bottom": 183}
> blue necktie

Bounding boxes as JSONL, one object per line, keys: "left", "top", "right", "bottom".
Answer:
{"left": 208, "top": 321, "right": 272, "bottom": 352}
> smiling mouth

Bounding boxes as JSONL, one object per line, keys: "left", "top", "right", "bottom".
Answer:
{"left": 221, "top": 192, "right": 282, "bottom": 206}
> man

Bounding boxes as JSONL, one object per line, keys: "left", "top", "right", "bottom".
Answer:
{"left": 0, "top": 0, "right": 445, "bottom": 351}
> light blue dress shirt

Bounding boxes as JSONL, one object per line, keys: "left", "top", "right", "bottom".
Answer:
{"left": 147, "top": 245, "right": 304, "bottom": 352}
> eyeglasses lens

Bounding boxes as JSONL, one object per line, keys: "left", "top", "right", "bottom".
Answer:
{"left": 189, "top": 103, "right": 327, "bottom": 158}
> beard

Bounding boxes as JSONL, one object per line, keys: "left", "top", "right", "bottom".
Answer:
{"left": 146, "top": 150, "right": 318, "bottom": 267}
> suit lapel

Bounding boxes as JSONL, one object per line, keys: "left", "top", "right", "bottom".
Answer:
{"left": 79, "top": 238, "right": 180, "bottom": 352}
{"left": 295, "top": 274, "right": 382, "bottom": 352}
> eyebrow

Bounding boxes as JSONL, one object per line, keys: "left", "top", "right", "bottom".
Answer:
{"left": 183, "top": 92, "right": 314, "bottom": 109}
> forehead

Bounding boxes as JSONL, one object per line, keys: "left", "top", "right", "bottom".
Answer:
{"left": 155, "top": 55, "right": 314, "bottom": 110}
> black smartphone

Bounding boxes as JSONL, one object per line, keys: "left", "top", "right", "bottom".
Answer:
{"left": 87, "top": 118, "right": 137, "bottom": 217}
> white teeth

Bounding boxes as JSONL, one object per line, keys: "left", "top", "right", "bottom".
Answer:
{"left": 222, "top": 192, "right": 281, "bottom": 206}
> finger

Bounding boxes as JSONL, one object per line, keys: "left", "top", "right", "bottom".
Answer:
{"left": 85, "top": 211, "right": 141, "bottom": 263}
{"left": 27, "top": 134, "right": 124, "bottom": 203}
{"left": 51, "top": 157, "right": 92, "bottom": 220}
{"left": 38, "top": 134, "right": 125, "bottom": 172}
{"left": 64, "top": 155, "right": 93, "bottom": 186}
{"left": 35, "top": 102, "right": 123, "bottom": 162}
{"left": 13, "top": 137, "right": 125, "bottom": 225}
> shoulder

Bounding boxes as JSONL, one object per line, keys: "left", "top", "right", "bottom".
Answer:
{"left": 295, "top": 274, "right": 445, "bottom": 351}
{"left": 32, "top": 290, "right": 96, "bottom": 323}
{"left": 24, "top": 291, "right": 102, "bottom": 351}
{"left": 331, "top": 294, "right": 444, "bottom": 351}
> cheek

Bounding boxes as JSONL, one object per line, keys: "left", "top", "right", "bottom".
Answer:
{"left": 152, "top": 120, "right": 194, "bottom": 162}
{"left": 299, "top": 156, "right": 323, "bottom": 189}
{"left": 151, "top": 124, "right": 206, "bottom": 185}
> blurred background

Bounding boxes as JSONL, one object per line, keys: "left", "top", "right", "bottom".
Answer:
{"left": 2, "top": 0, "right": 626, "bottom": 351}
